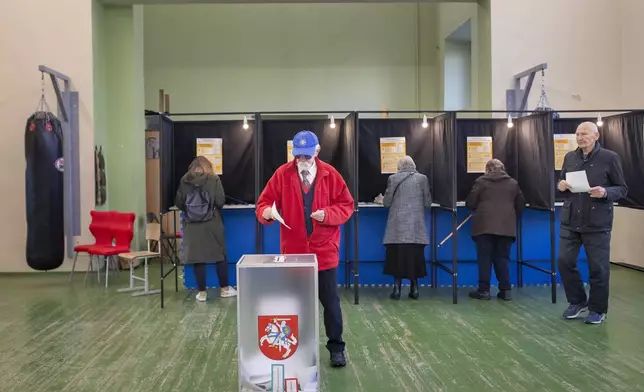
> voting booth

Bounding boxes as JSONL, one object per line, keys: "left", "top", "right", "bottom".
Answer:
{"left": 237, "top": 254, "right": 320, "bottom": 392}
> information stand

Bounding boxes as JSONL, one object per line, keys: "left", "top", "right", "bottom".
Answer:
{"left": 237, "top": 254, "right": 320, "bottom": 392}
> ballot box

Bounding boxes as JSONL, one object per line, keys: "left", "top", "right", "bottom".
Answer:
{"left": 237, "top": 254, "right": 320, "bottom": 392}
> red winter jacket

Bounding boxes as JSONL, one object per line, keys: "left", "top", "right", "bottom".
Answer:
{"left": 256, "top": 158, "right": 354, "bottom": 271}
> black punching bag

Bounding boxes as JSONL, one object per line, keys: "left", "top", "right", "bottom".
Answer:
{"left": 25, "top": 112, "right": 65, "bottom": 271}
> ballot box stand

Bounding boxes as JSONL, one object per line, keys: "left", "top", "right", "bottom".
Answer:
{"left": 237, "top": 254, "right": 320, "bottom": 392}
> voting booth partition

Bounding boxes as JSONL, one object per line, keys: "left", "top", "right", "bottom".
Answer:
{"left": 161, "top": 113, "right": 260, "bottom": 290}
{"left": 158, "top": 109, "right": 644, "bottom": 306}
{"left": 237, "top": 254, "right": 319, "bottom": 392}
{"left": 598, "top": 111, "right": 644, "bottom": 208}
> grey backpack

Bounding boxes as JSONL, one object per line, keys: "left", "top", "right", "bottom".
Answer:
{"left": 185, "top": 185, "right": 214, "bottom": 222}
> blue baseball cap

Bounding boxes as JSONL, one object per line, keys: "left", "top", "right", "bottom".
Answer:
{"left": 292, "top": 130, "right": 318, "bottom": 157}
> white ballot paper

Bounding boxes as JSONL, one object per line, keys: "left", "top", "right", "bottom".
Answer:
{"left": 566, "top": 170, "right": 591, "bottom": 193}
{"left": 271, "top": 202, "right": 291, "bottom": 230}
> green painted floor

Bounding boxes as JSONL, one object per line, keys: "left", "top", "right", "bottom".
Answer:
{"left": 1, "top": 265, "right": 644, "bottom": 391}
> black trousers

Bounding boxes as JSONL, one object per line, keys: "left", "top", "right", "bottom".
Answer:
{"left": 319, "top": 268, "right": 345, "bottom": 353}
{"left": 558, "top": 228, "right": 611, "bottom": 314}
{"left": 474, "top": 234, "right": 513, "bottom": 292}
{"left": 193, "top": 262, "right": 229, "bottom": 292}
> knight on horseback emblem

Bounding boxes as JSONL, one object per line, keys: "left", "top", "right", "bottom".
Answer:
{"left": 258, "top": 315, "right": 299, "bottom": 360}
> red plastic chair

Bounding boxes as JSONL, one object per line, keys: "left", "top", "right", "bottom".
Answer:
{"left": 87, "top": 212, "right": 135, "bottom": 288}
{"left": 69, "top": 210, "right": 114, "bottom": 283}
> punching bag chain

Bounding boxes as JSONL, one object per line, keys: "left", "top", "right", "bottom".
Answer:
{"left": 35, "top": 71, "right": 51, "bottom": 121}
{"left": 535, "top": 70, "right": 551, "bottom": 110}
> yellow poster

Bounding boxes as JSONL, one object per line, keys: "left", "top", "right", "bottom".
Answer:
{"left": 380, "top": 137, "right": 406, "bottom": 174}
{"left": 466, "top": 136, "right": 493, "bottom": 173}
{"left": 286, "top": 140, "right": 295, "bottom": 163}
{"left": 554, "top": 134, "right": 578, "bottom": 170}
{"left": 196, "top": 138, "right": 223, "bottom": 175}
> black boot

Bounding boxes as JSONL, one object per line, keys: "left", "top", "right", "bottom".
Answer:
{"left": 409, "top": 279, "right": 419, "bottom": 300}
{"left": 497, "top": 290, "right": 512, "bottom": 301}
{"left": 469, "top": 289, "right": 491, "bottom": 300}
{"left": 390, "top": 278, "right": 401, "bottom": 300}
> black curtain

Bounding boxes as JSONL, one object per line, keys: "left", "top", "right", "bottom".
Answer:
{"left": 173, "top": 120, "right": 255, "bottom": 204}
{"left": 157, "top": 114, "right": 175, "bottom": 212}
{"left": 553, "top": 117, "right": 591, "bottom": 202}
{"left": 456, "top": 119, "right": 517, "bottom": 202}
{"left": 357, "top": 118, "right": 433, "bottom": 202}
{"left": 432, "top": 113, "right": 457, "bottom": 207}
{"left": 601, "top": 112, "right": 644, "bottom": 207}
{"left": 261, "top": 119, "right": 349, "bottom": 188}
{"left": 343, "top": 113, "right": 357, "bottom": 199}
{"left": 516, "top": 113, "right": 554, "bottom": 209}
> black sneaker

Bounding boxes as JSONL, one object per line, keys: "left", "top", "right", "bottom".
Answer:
{"left": 469, "top": 290, "right": 491, "bottom": 300}
{"left": 497, "top": 290, "right": 511, "bottom": 301}
{"left": 330, "top": 351, "right": 347, "bottom": 367}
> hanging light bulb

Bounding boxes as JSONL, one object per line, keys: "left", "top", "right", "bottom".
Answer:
{"left": 507, "top": 114, "right": 514, "bottom": 128}
{"left": 596, "top": 113, "right": 603, "bottom": 127}
{"left": 422, "top": 115, "right": 429, "bottom": 128}
{"left": 330, "top": 116, "right": 336, "bottom": 129}
{"left": 243, "top": 116, "right": 249, "bottom": 129}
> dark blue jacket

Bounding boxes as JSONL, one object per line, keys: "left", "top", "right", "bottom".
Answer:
{"left": 559, "top": 142, "right": 628, "bottom": 233}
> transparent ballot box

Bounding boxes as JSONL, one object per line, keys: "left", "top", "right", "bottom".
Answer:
{"left": 237, "top": 254, "right": 320, "bottom": 392}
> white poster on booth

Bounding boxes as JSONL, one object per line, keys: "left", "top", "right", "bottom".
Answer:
{"left": 380, "top": 137, "right": 406, "bottom": 174}
{"left": 196, "top": 138, "right": 223, "bottom": 175}
{"left": 554, "top": 134, "right": 578, "bottom": 170}
{"left": 466, "top": 136, "right": 493, "bottom": 173}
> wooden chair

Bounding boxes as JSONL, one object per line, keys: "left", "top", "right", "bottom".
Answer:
{"left": 117, "top": 223, "right": 161, "bottom": 296}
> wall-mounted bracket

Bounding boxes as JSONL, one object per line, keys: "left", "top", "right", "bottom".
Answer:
{"left": 506, "top": 63, "right": 548, "bottom": 117}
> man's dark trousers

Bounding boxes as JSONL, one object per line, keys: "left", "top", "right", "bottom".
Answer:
{"left": 474, "top": 234, "right": 513, "bottom": 292}
{"left": 558, "top": 228, "right": 611, "bottom": 314}
{"left": 318, "top": 267, "right": 345, "bottom": 353}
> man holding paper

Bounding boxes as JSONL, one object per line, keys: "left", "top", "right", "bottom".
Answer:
{"left": 256, "top": 130, "right": 354, "bottom": 367}
{"left": 557, "top": 121, "right": 627, "bottom": 325}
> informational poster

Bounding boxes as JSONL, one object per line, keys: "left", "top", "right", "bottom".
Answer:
{"left": 196, "top": 138, "right": 223, "bottom": 175}
{"left": 466, "top": 136, "right": 493, "bottom": 173}
{"left": 380, "top": 137, "right": 406, "bottom": 174}
{"left": 287, "top": 140, "right": 293, "bottom": 163}
{"left": 554, "top": 134, "right": 578, "bottom": 170}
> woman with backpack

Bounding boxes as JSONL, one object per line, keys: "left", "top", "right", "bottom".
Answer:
{"left": 175, "top": 156, "right": 237, "bottom": 301}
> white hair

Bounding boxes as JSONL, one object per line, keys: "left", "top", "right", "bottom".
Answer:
{"left": 397, "top": 155, "right": 416, "bottom": 171}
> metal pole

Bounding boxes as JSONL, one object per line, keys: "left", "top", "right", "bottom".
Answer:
{"left": 431, "top": 208, "right": 437, "bottom": 288}
{"left": 452, "top": 209, "right": 458, "bottom": 304}
{"left": 353, "top": 113, "right": 360, "bottom": 305}
{"left": 550, "top": 208, "right": 557, "bottom": 304}
{"left": 517, "top": 217, "right": 523, "bottom": 288}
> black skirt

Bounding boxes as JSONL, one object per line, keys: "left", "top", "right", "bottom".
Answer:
{"left": 383, "top": 244, "right": 427, "bottom": 280}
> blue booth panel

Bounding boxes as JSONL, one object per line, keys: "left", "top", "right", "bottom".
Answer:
{"left": 183, "top": 206, "right": 589, "bottom": 289}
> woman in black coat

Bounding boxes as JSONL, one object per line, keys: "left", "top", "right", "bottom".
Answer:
{"left": 175, "top": 156, "right": 237, "bottom": 302}
{"left": 465, "top": 159, "right": 524, "bottom": 301}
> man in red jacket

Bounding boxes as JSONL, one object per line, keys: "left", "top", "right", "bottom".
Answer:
{"left": 256, "top": 130, "right": 354, "bottom": 368}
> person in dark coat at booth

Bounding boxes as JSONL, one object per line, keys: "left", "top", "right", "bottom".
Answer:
{"left": 382, "top": 156, "right": 431, "bottom": 300}
{"left": 466, "top": 159, "right": 524, "bottom": 301}
{"left": 175, "top": 156, "right": 238, "bottom": 302}
{"left": 557, "top": 121, "right": 627, "bottom": 325}
{"left": 256, "top": 130, "right": 354, "bottom": 368}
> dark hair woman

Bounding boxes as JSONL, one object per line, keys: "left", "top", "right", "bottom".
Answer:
{"left": 175, "top": 156, "right": 237, "bottom": 301}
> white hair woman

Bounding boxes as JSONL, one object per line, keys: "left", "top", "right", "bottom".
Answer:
{"left": 382, "top": 156, "right": 432, "bottom": 300}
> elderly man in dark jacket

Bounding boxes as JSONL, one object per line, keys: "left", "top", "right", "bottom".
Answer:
{"left": 557, "top": 121, "right": 627, "bottom": 325}
{"left": 382, "top": 156, "right": 432, "bottom": 300}
{"left": 466, "top": 159, "right": 524, "bottom": 301}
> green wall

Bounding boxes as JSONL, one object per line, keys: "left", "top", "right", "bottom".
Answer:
{"left": 92, "top": 0, "right": 108, "bottom": 211}
{"left": 143, "top": 3, "right": 441, "bottom": 114}
{"left": 99, "top": 5, "right": 146, "bottom": 249}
